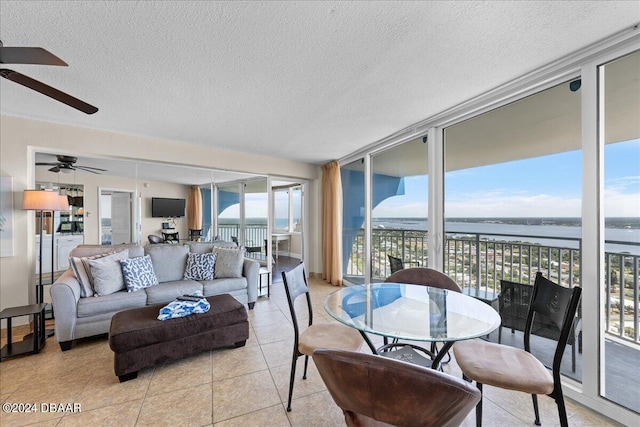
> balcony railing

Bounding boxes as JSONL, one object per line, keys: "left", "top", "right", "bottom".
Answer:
{"left": 217, "top": 224, "right": 268, "bottom": 251}
{"left": 344, "top": 228, "right": 639, "bottom": 345}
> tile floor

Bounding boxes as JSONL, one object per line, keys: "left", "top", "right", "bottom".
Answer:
{"left": 0, "top": 277, "right": 622, "bottom": 427}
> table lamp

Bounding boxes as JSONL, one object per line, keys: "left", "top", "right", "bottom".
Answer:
{"left": 22, "top": 190, "right": 61, "bottom": 304}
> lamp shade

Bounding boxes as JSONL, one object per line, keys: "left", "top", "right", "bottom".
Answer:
{"left": 57, "top": 195, "right": 70, "bottom": 211}
{"left": 22, "top": 190, "right": 61, "bottom": 211}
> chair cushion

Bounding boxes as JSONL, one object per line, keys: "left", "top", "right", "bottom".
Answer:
{"left": 298, "top": 323, "right": 363, "bottom": 356}
{"left": 453, "top": 339, "right": 554, "bottom": 395}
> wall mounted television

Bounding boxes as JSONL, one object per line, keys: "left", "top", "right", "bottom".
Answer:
{"left": 151, "top": 197, "right": 186, "bottom": 218}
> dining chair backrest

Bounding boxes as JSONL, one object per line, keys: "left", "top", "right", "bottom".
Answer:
{"left": 388, "top": 255, "right": 404, "bottom": 274}
{"left": 524, "top": 272, "right": 582, "bottom": 370}
{"left": 282, "top": 263, "right": 312, "bottom": 333}
{"left": 313, "top": 349, "right": 481, "bottom": 427}
{"left": 385, "top": 267, "right": 461, "bottom": 293}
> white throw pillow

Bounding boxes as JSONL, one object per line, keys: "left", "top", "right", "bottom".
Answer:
{"left": 69, "top": 251, "right": 116, "bottom": 297}
{"left": 88, "top": 250, "right": 129, "bottom": 296}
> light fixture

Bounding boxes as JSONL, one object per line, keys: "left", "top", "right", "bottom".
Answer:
{"left": 22, "top": 190, "right": 61, "bottom": 304}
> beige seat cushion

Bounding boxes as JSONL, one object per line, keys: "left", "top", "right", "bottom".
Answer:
{"left": 299, "top": 323, "right": 362, "bottom": 356}
{"left": 453, "top": 339, "right": 554, "bottom": 395}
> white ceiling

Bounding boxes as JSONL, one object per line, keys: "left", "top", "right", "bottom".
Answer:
{"left": 2, "top": 1, "right": 639, "bottom": 165}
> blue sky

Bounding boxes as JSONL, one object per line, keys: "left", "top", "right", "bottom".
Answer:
{"left": 374, "top": 138, "right": 639, "bottom": 218}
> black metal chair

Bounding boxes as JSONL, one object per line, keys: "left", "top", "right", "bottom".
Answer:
{"left": 282, "top": 263, "right": 363, "bottom": 412}
{"left": 162, "top": 231, "right": 179, "bottom": 243}
{"left": 453, "top": 272, "right": 582, "bottom": 427}
{"left": 387, "top": 254, "right": 420, "bottom": 274}
{"left": 188, "top": 229, "right": 202, "bottom": 241}
{"left": 498, "top": 278, "right": 581, "bottom": 372}
{"left": 231, "top": 236, "right": 239, "bottom": 246}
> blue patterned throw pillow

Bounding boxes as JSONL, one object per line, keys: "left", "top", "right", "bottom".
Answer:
{"left": 121, "top": 255, "right": 159, "bottom": 292}
{"left": 183, "top": 252, "right": 217, "bottom": 281}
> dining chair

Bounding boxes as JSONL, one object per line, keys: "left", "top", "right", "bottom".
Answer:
{"left": 313, "top": 348, "right": 481, "bottom": 427}
{"left": 282, "top": 263, "right": 363, "bottom": 412}
{"left": 453, "top": 272, "right": 582, "bottom": 427}
{"left": 188, "top": 229, "right": 202, "bottom": 241}
{"left": 147, "top": 234, "right": 163, "bottom": 244}
{"left": 387, "top": 254, "right": 420, "bottom": 274}
{"left": 162, "top": 231, "right": 179, "bottom": 243}
{"left": 381, "top": 267, "right": 462, "bottom": 366}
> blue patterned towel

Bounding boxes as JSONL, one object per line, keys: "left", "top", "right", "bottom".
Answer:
{"left": 157, "top": 292, "right": 210, "bottom": 321}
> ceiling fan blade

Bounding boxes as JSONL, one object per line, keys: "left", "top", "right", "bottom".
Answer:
{"left": 48, "top": 166, "right": 60, "bottom": 173}
{"left": 0, "top": 46, "right": 67, "bottom": 66}
{"left": 35, "top": 162, "right": 61, "bottom": 166}
{"left": 0, "top": 68, "right": 98, "bottom": 114}
{"left": 75, "top": 165, "right": 107, "bottom": 172}
{"left": 74, "top": 166, "right": 102, "bottom": 174}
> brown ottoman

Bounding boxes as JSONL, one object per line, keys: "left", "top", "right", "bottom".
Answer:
{"left": 109, "top": 294, "right": 249, "bottom": 382}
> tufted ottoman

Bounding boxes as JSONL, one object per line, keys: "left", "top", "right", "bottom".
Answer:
{"left": 109, "top": 294, "right": 249, "bottom": 382}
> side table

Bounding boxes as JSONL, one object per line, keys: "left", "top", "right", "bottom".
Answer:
{"left": 258, "top": 267, "right": 270, "bottom": 298}
{"left": 0, "top": 303, "right": 47, "bottom": 362}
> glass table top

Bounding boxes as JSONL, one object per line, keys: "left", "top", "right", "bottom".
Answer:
{"left": 324, "top": 283, "right": 501, "bottom": 343}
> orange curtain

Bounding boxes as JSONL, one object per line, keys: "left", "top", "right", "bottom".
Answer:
{"left": 321, "top": 161, "right": 343, "bottom": 286}
{"left": 187, "top": 186, "right": 202, "bottom": 230}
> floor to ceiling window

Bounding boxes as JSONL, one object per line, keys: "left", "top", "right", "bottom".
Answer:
{"left": 371, "top": 137, "right": 429, "bottom": 279}
{"left": 600, "top": 49, "right": 640, "bottom": 413}
{"left": 443, "top": 78, "right": 583, "bottom": 383}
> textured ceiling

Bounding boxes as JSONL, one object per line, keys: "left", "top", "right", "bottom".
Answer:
{"left": 1, "top": 1, "right": 638, "bottom": 165}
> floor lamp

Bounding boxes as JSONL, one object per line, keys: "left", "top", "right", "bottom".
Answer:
{"left": 22, "top": 190, "right": 61, "bottom": 305}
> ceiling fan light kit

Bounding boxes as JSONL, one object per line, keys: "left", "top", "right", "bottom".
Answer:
{"left": 0, "top": 40, "right": 98, "bottom": 114}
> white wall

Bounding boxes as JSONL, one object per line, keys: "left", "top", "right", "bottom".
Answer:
{"left": 1, "top": 115, "right": 321, "bottom": 320}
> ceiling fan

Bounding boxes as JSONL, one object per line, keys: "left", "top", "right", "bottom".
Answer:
{"left": 36, "top": 155, "right": 106, "bottom": 174}
{"left": 0, "top": 40, "right": 98, "bottom": 114}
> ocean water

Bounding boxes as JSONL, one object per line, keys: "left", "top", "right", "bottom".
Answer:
{"left": 372, "top": 218, "right": 640, "bottom": 255}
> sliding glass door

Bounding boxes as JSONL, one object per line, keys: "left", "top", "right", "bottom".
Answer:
{"left": 600, "top": 49, "right": 640, "bottom": 413}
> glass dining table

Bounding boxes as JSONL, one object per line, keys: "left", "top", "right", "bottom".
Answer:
{"left": 324, "top": 283, "right": 501, "bottom": 369}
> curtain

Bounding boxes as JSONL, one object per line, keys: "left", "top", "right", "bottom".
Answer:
{"left": 187, "top": 186, "right": 202, "bottom": 230}
{"left": 321, "top": 161, "right": 343, "bottom": 286}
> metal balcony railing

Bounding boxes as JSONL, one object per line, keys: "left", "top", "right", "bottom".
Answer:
{"left": 343, "top": 228, "right": 639, "bottom": 345}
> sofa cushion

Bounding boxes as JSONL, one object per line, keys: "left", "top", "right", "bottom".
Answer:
{"left": 89, "top": 250, "right": 129, "bottom": 296}
{"left": 145, "top": 244, "right": 189, "bottom": 282}
{"left": 213, "top": 246, "right": 246, "bottom": 278}
{"left": 201, "top": 277, "right": 247, "bottom": 296}
{"left": 183, "top": 252, "right": 217, "bottom": 281}
{"left": 184, "top": 241, "right": 237, "bottom": 254}
{"left": 144, "top": 280, "right": 203, "bottom": 305}
{"left": 121, "top": 255, "right": 159, "bottom": 292}
{"left": 77, "top": 289, "right": 147, "bottom": 318}
{"left": 70, "top": 244, "right": 143, "bottom": 259}
{"left": 69, "top": 251, "right": 116, "bottom": 297}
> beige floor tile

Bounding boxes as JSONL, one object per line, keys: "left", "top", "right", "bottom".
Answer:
{"left": 137, "top": 383, "right": 212, "bottom": 426}
{"left": 147, "top": 351, "right": 212, "bottom": 396}
{"left": 248, "top": 309, "right": 289, "bottom": 328}
{"left": 259, "top": 339, "right": 294, "bottom": 369}
{"left": 252, "top": 322, "right": 294, "bottom": 345}
{"left": 285, "top": 390, "right": 345, "bottom": 427}
{"left": 459, "top": 397, "right": 529, "bottom": 427}
{"left": 212, "top": 369, "right": 280, "bottom": 423}
{"left": 56, "top": 399, "right": 143, "bottom": 427}
{"left": 212, "top": 403, "right": 290, "bottom": 427}
{"left": 211, "top": 344, "right": 267, "bottom": 381}
{"left": 271, "top": 360, "right": 327, "bottom": 406}
{"left": 76, "top": 369, "right": 152, "bottom": 411}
